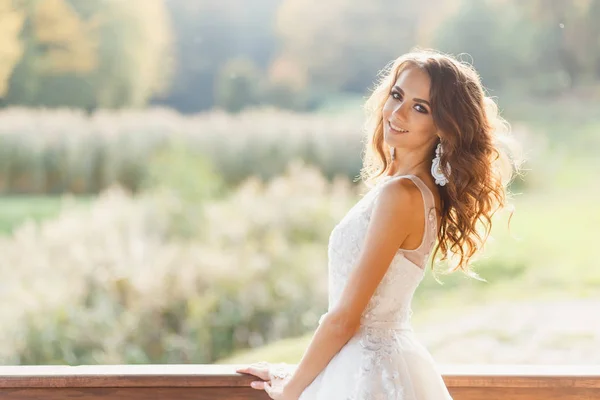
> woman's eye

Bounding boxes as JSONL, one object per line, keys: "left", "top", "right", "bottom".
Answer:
{"left": 414, "top": 104, "right": 428, "bottom": 114}
{"left": 391, "top": 91, "right": 428, "bottom": 114}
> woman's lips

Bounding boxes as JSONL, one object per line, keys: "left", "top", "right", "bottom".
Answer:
{"left": 388, "top": 120, "right": 408, "bottom": 134}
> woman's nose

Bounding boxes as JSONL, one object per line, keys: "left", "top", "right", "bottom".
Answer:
{"left": 393, "top": 101, "right": 409, "bottom": 121}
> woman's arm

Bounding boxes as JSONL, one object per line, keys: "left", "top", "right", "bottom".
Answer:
{"left": 284, "top": 178, "right": 420, "bottom": 398}
{"left": 282, "top": 311, "right": 357, "bottom": 397}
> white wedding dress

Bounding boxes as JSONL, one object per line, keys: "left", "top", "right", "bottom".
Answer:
{"left": 298, "top": 174, "right": 453, "bottom": 400}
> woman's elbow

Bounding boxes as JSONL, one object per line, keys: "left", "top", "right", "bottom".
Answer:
{"left": 325, "top": 310, "right": 360, "bottom": 338}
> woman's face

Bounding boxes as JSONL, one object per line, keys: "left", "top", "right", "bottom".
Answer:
{"left": 382, "top": 66, "right": 439, "bottom": 153}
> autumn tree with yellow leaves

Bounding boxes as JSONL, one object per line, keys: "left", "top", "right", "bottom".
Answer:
{"left": 0, "top": 0, "right": 25, "bottom": 99}
{"left": 2, "top": 0, "right": 173, "bottom": 108}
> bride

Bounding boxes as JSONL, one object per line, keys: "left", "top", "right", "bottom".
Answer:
{"left": 236, "top": 49, "right": 519, "bottom": 400}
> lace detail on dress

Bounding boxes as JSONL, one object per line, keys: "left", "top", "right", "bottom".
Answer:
{"left": 423, "top": 207, "right": 438, "bottom": 261}
{"left": 349, "top": 329, "right": 406, "bottom": 400}
{"left": 300, "top": 174, "right": 452, "bottom": 400}
{"left": 324, "top": 174, "right": 438, "bottom": 400}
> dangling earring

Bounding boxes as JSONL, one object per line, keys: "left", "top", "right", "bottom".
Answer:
{"left": 390, "top": 146, "right": 396, "bottom": 162}
{"left": 431, "top": 142, "right": 450, "bottom": 186}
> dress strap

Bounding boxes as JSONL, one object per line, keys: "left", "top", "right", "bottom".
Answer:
{"left": 388, "top": 174, "right": 438, "bottom": 266}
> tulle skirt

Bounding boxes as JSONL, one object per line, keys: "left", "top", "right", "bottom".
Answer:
{"left": 298, "top": 326, "right": 453, "bottom": 400}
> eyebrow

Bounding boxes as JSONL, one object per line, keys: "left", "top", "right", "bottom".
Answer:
{"left": 393, "top": 86, "right": 431, "bottom": 107}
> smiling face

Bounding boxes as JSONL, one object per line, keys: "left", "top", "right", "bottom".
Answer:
{"left": 382, "top": 65, "right": 439, "bottom": 153}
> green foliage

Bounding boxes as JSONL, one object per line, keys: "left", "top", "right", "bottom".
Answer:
{"left": 0, "top": 0, "right": 25, "bottom": 97}
{"left": 142, "top": 141, "right": 225, "bottom": 238}
{"left": 431, "top": 0, "right": 600, "bottom": 95}
{"left": 0, "top": 134, "right": 598, "bottom": 364}
{"left": 0, "top": 195, "right": 88, "bottom": 235}
{"left": 261, "top": 81, "right": 315, "bottom": 111}
{"left": 4, "top": 0, "right": 173, "bottom": 109}
{"left": 89, "top": 0, "right": 173, "bottom": 108}
{"left": 0, "top": 163, "right": 357, "bottom": 364}
{"left": 144, "top": 141, "right": 224, "bottom": 203}
{"left": 214, "top": 186, "right": 600, "bottom": 366}
{"left": 432, "top": 0, "right": 519, "bottom": 88}
{"left": 515, "top": 0, "right": 600, "bottom": 89}
{"left": 214, "top": 57, "right": 317, "bottom": 112}
{"left": 3, "top": 0, "right": 600, "bottom": 111}
{"left": 214, "top": 58, "right": 264, "bottom": 112}
{"left": 5, "top": 0, "right": 99, "bottom": 107}
{"left": 160, "top": 0, "right": 282, "bottom": 112}
{"left": 276, "top": 0, "right": 420, "bottom": 92}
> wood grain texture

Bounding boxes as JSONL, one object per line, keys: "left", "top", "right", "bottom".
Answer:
{"left": 440, "top": 364, "right": 600, "bottom": 389}
{"left": 447, "top": 387, "right": 600, "bottom": 400}
{"left": 0, "top": 387, "right": 270, "bottom": 400}
{"left": 0, "top": 364, "right": 254, "bottom": 388}
{"left": 0, "top": 364, "right": 598, "bottom": 399}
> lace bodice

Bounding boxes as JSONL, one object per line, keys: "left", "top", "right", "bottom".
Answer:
{"left": 322, "top": 174, "right": 438, "bottom": 329}
{"left": 298, "top": 174, "right": 453, "bottom": 400}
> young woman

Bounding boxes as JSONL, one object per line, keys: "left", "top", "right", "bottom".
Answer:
{"left": 236, "top": 49, "right": 519, "bottom": 400}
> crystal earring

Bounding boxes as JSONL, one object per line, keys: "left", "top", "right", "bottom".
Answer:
{"left": 431, "top": 142, "right": 450, "bottom": 186}
{"left": 390, "top": 146, "right": 396, "bottom": 161}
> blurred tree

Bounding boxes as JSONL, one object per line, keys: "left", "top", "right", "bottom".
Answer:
{"left": 415, "top": 0, "right": 462, "bottom": 45}
{"left": 263, "top": 55, "right": 313, "bottom": 110}
{"left": 5, "top": 0, "right": 98, "bottom": 106}
{"left": 433, "top": 0, "right": 523, "bottom": 89}
{"left": 157, "top": 0, "right": 281, "bottom": 113}
{"left": 5, "top": 0, "right": 173, "bottom": 108}
{"left": 434, "top": 0, "right": 600, "bottom": 94}
{"left": 513, "top": 0, "right": 600, "bottom": 91}
{"left": 275, "top": 0, "right": 429, "bottom": 93}
{"left": 214, "top": 57, "right": 263, "bottom": 112}
{"left": 34, "top": 0, "right": 97, "bottom": 74}
{"left": 89, "top": 0, "right": 173, "bottom": 108}
{"left": 0, "top": 0, "right": 25, "bottom": 100}
{"left": 154, "top": 1, "right": 232, "bottom": 112}
{"left": 590, "top": 0, "right": 600, "bottom": 79}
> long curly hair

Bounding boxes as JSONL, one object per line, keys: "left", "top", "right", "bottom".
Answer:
{"left": 360, "top": 49, "right": 523, "bottom": 273}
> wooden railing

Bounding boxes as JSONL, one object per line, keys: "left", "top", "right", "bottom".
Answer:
{"left": 0, "top": 364, "right": 598, "bottom": 399}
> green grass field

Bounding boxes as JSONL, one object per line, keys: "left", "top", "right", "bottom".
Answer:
{"left": 2, "top": 95, "right": 599, "bottom": 365}
{"left": 2, "top": 153, "right": 598, "bottom": 366}
{"left": 215, "top": 182, "right": 600, "bottom": 365}
{"left": 0, "top": 196, "right": 91, "bottom": 236}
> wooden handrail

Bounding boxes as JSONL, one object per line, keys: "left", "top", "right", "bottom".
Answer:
{"left": 0, "top": 364, "right": 598, "bottom": 399}
{"left": 440, "top": 365, "right": 600, "bottom": 400}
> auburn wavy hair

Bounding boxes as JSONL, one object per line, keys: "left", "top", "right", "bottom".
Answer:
{"left": 360, "top": 49, "right": 522, "bottom": 273}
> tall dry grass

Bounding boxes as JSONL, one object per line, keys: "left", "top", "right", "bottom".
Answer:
{"left": 0, "top": 162, "right": 358, "bottom": 364}
{"left": 0, "top": 107, "right": 364, "bottom": 194}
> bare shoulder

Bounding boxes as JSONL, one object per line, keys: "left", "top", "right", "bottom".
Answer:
{"left": 374, "top": 177, "right": 422, "bottom": 215}
{"left": 329, "top": 176, "right": 424, "bottom": 331}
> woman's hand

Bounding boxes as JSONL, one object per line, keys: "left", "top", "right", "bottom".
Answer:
{"left": 236, "top": 361, "right": 299, "bottom": 400}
